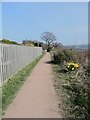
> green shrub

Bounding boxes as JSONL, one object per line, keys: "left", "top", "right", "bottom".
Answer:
{"left": 52, "top": 48, "right": 77, "bottom": 64}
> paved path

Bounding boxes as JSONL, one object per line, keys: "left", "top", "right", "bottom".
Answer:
{"left": 4, "top": 53, "right": 62, "bottom": 118}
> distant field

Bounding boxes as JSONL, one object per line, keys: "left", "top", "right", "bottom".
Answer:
{"left": 65, "top": 44, "right": 88, "bottom": 50}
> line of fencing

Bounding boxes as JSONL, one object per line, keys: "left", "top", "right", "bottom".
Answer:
{"left": 0, "top": 43, "right": 43, "bottom": 86}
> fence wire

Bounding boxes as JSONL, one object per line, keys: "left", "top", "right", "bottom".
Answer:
{"left": 0, "top": 43, "right": 43, "bottom": 86}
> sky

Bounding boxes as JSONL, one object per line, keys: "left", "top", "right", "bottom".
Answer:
{"left": 2, "top": 2, "right": 88, "bottom": 45}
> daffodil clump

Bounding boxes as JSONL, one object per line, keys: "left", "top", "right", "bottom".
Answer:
{"left": 66, "top": 62, "right": 79, "bottom": 71}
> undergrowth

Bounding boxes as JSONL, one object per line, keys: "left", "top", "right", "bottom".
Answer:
{"left": 51, "top": 48, "right": 89, "bottom": 118}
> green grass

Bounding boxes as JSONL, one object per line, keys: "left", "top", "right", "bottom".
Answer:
{"left": 2, "top": 52, "right": 45, "bottom": 114}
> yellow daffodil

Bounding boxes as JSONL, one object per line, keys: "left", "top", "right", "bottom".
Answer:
{"left": 72, "top": 67, "right": 74, "bottom": 70}
{"left": 74, "top": 63, "right": 79, "bottom": 68}
{"left": 66, "top": 62, "right": 79, "bottom": 71}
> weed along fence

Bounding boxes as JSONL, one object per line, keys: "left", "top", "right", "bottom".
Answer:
{"left": 0, "top": 43, "right": 43, "bottom": 86}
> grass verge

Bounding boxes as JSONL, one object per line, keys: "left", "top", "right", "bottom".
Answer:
{"left": 2, "top": 52, "right": 45, "bottom": 114}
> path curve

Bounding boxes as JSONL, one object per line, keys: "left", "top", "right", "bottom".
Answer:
{"left": 4, "top": 53, "right": 62, "bottom": 118}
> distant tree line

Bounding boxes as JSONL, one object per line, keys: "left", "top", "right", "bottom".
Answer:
{"left": 0, "top": 39, "right": 18, "bottom": 45}
{"left": 22, "top": 40, "right": 43, "bottom": 47}
{"left": 0, "top": 32, "right": 63, "bottom": 51}
{"left": 0, "top": 39, "right": 44, "bottom": 48}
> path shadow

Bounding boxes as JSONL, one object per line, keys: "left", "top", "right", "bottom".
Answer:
{"left": 45, "top": 60, "right": 58, "bottom": 64}
{"left": 45, "top": 61, "right": 68, "bottom": 73}
{"left": 45, "top": 61, "right": 53, "bottom": 64}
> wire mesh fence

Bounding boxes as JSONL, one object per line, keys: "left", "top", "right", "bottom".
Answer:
{"left": 0, "top": 43, "right": 43, "bottom": 86}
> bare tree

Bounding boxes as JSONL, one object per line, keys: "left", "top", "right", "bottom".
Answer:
{"left": 41, "top": 32, "right": 56, "bottom": 51}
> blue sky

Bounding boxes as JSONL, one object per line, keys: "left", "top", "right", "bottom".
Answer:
{"left": 2, "top": 2, "right": 88, "bottom": 45}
